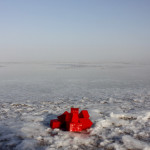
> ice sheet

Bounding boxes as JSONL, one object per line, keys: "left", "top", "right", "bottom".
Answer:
{"left": 0, "top": 62, "right": 150, "bottom": 150}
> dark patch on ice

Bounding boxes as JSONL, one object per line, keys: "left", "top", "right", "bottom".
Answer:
{"left": 0, "top": 125, "right": 22, "bottom": 150}
{"left": 42, "top": 113, "right": 57, "bottom": 127}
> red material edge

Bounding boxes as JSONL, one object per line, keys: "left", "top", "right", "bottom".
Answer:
{"left": 50, "top": 108, "right": 93, "bottom": 132}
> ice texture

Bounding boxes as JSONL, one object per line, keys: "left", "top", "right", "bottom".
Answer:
{"left": 0, "top": 62, "right": 150, "bottom": 150}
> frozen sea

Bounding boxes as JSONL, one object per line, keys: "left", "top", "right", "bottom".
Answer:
{"left": 0, "top": 62, "right": 150, "bottom": 150}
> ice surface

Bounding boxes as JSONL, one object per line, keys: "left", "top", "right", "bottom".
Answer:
{"left": 0, "top": 62, "right": 150, "bottom": 150}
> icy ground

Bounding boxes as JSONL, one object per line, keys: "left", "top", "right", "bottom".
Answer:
{"left": 0, "top": 62, "right": 150, "bottom": 150}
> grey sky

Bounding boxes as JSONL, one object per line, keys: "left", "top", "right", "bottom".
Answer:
{"left": 0, "top": 0, "right": 150, "bottom": 63}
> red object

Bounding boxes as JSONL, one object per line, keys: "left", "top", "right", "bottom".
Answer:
{"left": 50, "top": 108, "right": 93, "bottom": 132}
{"left": 79, "top": 118, "right": 93, "bottom": 130}
{"left": 71, "top": 108, "right": 79, "bottom": 114}
{"left": 70, "top": 113, "right": 79, "bottom": 123}
{"left": 50, "top": 119, "right": 62, "bottom": 129}
{"left": 57, "top": 111, "right": 71, "bottom": 122}
{"left": 67, "top": 122, "right": 82, "bottom": 132}
{"left": 79, "top": 110, "right": 90, "bottom": 118}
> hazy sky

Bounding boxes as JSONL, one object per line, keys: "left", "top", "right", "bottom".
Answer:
{"left": 0, "top": 0, "right": 150, "bottom": 63}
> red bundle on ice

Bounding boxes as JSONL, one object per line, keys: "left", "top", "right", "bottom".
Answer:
{"left": 50, "top": 108, "right": 93, "bottom": 132}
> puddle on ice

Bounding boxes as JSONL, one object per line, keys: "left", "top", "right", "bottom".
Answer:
{"left": 0, "top": 62, "right": 150, "bottom": 150}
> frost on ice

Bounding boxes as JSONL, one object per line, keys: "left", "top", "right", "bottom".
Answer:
{"left": 1, "top": 95, "right": 150, "bottom": 150}
{"left": 0, "top": 62, "right": 150, "bottom": 150}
